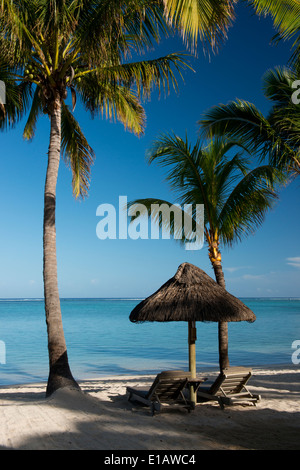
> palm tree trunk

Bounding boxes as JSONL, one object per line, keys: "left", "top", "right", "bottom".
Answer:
{"left": 44, "top": 91, "right": 80, "bottom": 397}
{"left": 209, "top": 240, "right": 230, "bottom": 372}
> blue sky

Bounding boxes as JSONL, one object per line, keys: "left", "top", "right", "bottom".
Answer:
{"left": 0, "top": 3, "right": 300, "bottom": 299}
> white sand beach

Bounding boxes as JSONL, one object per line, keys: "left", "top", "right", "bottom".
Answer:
{"left": 0, "top": 365, "right": 299, "bottom": 451}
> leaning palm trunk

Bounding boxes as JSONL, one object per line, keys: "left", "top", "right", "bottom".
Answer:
{"left": 44, "top": 92, "right": 79, "bottom": 396}
{"left": 208, "top": 236, "right": 229, "bottom": 371}
{"left": 0, "top": 1, "right": 193, "bottom": 398}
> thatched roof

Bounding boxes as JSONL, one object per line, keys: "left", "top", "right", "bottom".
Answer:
{"left": 130, "top": 263, "right": 256, "bottom": 323}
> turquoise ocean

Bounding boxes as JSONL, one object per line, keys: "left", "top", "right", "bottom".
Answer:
{"left": 0, "top": 298, "right": 299, "bottom": 386}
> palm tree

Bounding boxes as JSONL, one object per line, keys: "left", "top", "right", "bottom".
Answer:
{"left": 128, "top": 134, "right": 282, "bottom": 370}
{"left": 0, "top": 0, "right": 297, "bottom": 397}
{"left": 0, "top": 0, "right": 195, "bottom": 396}
{"left": 199, "top": 65, "right": 300, "bottom": 177}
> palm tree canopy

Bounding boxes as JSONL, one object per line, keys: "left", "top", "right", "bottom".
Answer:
{"left": 1, "top": 0, "right": 299, "bottom": 197}
{"left": 129, "top": 133, "right": 283, "bottom": 247}
{"left": 0, "top": 0, "right": 191, "bottom": 198}
{"left": 164, "top": 0, "right": 300, "bottom": 54}
{"left": 199, "top": 65, "right": 300, "bottom": 175}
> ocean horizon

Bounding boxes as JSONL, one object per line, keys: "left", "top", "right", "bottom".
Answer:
{"left": 0, "top": 297, "right": 299, "bottom": 387}
{"left": 2, "top": 296, "right": 300, "bottom": 299}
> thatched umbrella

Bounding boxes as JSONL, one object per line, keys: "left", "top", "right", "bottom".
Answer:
{"left": 129, "top": 262, "right": 256, "bottom": 403}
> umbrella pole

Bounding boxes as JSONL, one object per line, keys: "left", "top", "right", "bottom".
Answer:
{"left": 188, "top": 321, "right": 197, "bottom": 406}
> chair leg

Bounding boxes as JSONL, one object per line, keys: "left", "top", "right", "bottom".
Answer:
{"left": 217, "top": 397, "right": 225, "bottom": 409}
{"left": 151, "top": 401, "right": 161, "bottom": 416}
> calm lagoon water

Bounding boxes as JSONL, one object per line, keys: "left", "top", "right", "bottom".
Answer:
{"left": 0, "top": 298, "right": 299, "bottom": 386}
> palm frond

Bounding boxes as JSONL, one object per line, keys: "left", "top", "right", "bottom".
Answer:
{"left": 146, "top": 133, "right": 231, "bottom": 230}
{"left": 146, "top": 132, "right": 203, "bottom": 195}
{"left": 61, "top": 102, "right": 95, "bottom": 198}
{"left": 0, "top": 65, "right": 30, "bottom": 130}
{"left": 218, "top": 164, "right": 283, "bottom": 245}
{"left": 163, "top": 0, "right": 237, "bottom": 52}
{"left": 75, "top": 0, "right": 168, "bottom": 65}
{"left": 78, "top": 74, "right": 146, "bottom": 136}
{"left": 249, "top": 0, "right": 300, "bottom": 64}
{"left": 127, "top": 196, "right": 202, "bottom": 246}
{"left": 199, "top": 99, "right": 297, "bottom": 169}
{"left": 96, "top": 53, "right": 190, "bottom": 100}
{"left": 262, "top": 66, "right": 296, "bottom": 105}
{"left": 23, "top": 86, "right": 43, "bottom": 140}
{"left": 0, "top": 0, "right": 39, "bottom": 54}
{"left": 250, "top": 0, "right": 300, "bottom": 42}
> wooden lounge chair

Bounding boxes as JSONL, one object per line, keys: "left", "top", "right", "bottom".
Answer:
{"left": 197, "top": 366, "right": 261, "bottom": 409}
{"left": 126, "top": 370, "right": 204, "bottom": 415}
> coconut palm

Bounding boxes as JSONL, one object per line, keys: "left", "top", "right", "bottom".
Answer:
{"left": 128, "top": 134, "right": 282, "bottom": 370}
{"left": 0, "top": 0, "right": 196, "bottom": 396}
{"left": 199, "top": 65, "right": 300, "bottom": 177}
{"left": 1, "top": 0, "right": 297, "bottom": 397}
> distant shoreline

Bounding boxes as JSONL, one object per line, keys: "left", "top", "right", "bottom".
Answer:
{"left": 1, "top": 363, "right": 298, "bottom": 390}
